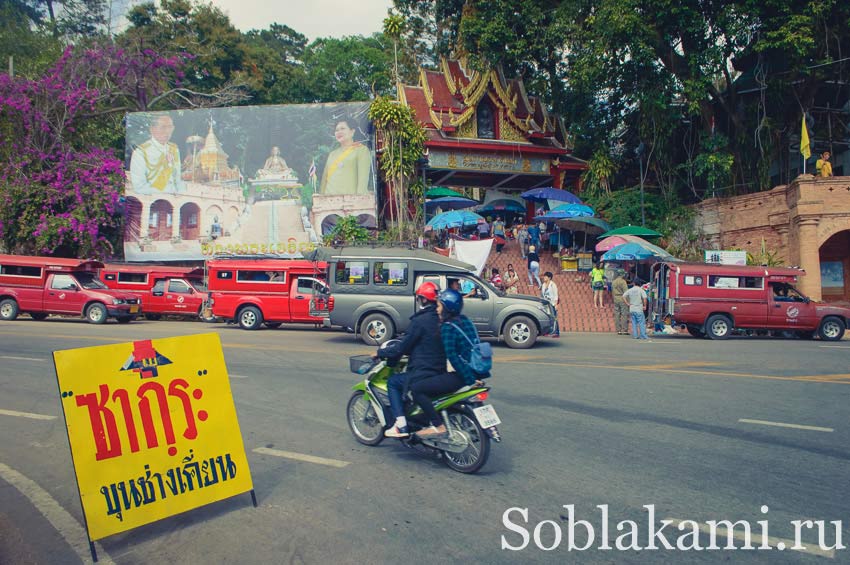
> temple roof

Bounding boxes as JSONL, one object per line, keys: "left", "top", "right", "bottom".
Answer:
{"left": 400, "top": 57, "right": 574, "bottom": 153}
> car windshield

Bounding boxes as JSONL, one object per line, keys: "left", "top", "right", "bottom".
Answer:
{"left": 74, "top": 272, "right": 108, "bottom": 289}
{"left": 475, "top": 276, "right": 504, "bottom": 297}
{"left": 190, "top": 279, "right": 207, "bottom": 292}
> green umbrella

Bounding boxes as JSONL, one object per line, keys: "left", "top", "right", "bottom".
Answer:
{"left": 599, "top": 225, "right": 663, "bottom": 239}
{"left": 425, "top": 187, "right": 463, "bottom": 199}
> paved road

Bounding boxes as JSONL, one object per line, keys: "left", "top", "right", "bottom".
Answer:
{"left": 1, "top": 319, "right": 849, "bottom": 564}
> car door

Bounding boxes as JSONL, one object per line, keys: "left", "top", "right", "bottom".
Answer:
{"left": 164, "top": 278, "right": 195, "bottom": 314}
{"left": 44, "top": 274, "right": 87, "bottom": 314}
{"left": 456, "top": 275, "right": 495, "bottom": 334}
{"left": 767, "top": 283, "right": 817, "bottom": 329}
{"left": 291, "top": 276, "right": 318, "bottom": 322}
{"left": 149, "top": 279, "right": 167, "bottom": 312}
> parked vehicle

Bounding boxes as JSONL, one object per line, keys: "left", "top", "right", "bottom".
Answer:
{"left": 346, "top": 354, "right": 500, "bottom": 474}
{"left": 207, "top": 258, "right": 331, "bottom": 330}
{"left": 650, "top": 261, "right": 850, "bottom": 340}
{"left": 311, "top": 247, "right": 557, "bottom": 348}
{"left": 100, "top": 264, "right": 211, "bottom": 320}
{"left": 0, "top": 254, "right": 141, "bottom": 324}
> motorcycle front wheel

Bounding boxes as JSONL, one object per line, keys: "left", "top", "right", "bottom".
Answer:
{"left": 443, "top": 407, "right": 491, "bottom": 474}
{"left": 347, "top": 391, "right": 385, "bottom": 446}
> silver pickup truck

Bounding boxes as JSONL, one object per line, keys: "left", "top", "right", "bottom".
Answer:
{"left": 311, "top": 247, "right": 557, "bottom": 348}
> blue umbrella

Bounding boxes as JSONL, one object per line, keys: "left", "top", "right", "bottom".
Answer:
{"left": 521, "top": 187, "right": 583, "bottom": 204}
{"left": 425, "top": 196, "right": 479, "bottom": 212}
{"left": 534, "top": 203, "right": 596, "bottom": 221}
{"left": 601, "top": 241, "right": 676, "bottom": 262}
{"left": 426, "top": 210, "right": 485, "bottom": 231}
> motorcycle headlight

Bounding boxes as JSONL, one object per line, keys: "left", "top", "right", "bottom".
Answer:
{"left": 112, "top": 298, "right": 126, "bottom": 305}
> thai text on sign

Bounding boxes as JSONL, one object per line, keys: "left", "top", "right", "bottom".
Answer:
{"left": 53, "top": 333, "right": 253, "bottom": 541}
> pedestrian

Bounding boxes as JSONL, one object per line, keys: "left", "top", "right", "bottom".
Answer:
{"left": 517, "top": 224, "right": 529, "bottom": 259}
{"left": 527, "top": 222, "right": 541, "bottom": 250}
{"left": 489, "top": 267, "right": 503, "bottom": 290}
{"left": 503, "top": 264, "right": 520, "bottom": 294}
{"left": 611, "top": 268, "right": 629, "bottom": 335}
{"left": 622, "top": 278, "right": 649, "bottom": 340}
{"left": 591, "top": 262, "right": 606, "bottom": 308}
{"left": 541, "top": 271, "right": 560, "bottom": 337}
{"left": 527, "top": 245, "right": 542, "bottom": 288}
{"left": 477, "top": 218, "right": 490, "bottom": 238}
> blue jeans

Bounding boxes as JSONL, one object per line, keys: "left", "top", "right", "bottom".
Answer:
{"left": 630, "top": 311, "right": 647, "bottom": 339}
{"left": 528, "top": 262, "right": 541, "bottom": 287}
{"left": 387, "top": 373, "right": 408, "bottom": 419}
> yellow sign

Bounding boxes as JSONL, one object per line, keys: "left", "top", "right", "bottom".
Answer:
{"left": 53, "top": 333, "right": 253, "bottom": 541}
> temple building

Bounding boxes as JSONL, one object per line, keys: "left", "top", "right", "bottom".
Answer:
{"left": 400, "top": 57, "right": 587, "bottom": 211}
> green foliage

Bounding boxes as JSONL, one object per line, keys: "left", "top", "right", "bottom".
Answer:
{"left": 581, "top": 150, "right": 617, "bottom": 199}
{"left": 584, "top": 187, "right": 669, "bottom": 233}
{"left": 692, "top": 134, "right": 735, "bottom": 195}
{"left": 658, "top": 207, "right": 711, "bottom": 262}
{"left": 323, "top": 215, "right": 369, "bottom": 245}
{"left": 302, "top": 34, "right": 395, "bottom": 102}
{"left": 746, "top": 238, "right": 785, "bottom": 266}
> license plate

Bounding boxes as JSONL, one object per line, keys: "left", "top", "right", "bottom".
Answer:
{"left": 473, "top": 404, "right": 501, "bottom": 428}
{"left": 130, "top": 306, "right": 139, "bottom": 314}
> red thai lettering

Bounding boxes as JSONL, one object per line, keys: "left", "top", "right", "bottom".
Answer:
{"left": 137, "top": 381, "right": 176, "bottom": 451}
{"left": 76, "top": 384, "right": 122, "bottom": 460}
{"left": 167, "top": 378, "right": 198, "bottom": 440}
{"left": 111, "top": 387, "right": 140, "bottom": 453}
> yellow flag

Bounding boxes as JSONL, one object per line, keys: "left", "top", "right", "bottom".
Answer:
{"left": 800, "top": 115, "right": 811, "bottom": 160}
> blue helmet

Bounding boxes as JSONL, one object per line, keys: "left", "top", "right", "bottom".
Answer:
{"left": 438, "top": 288, "right": 463, "bottom": 314}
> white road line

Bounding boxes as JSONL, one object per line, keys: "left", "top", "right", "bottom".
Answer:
{"left": 229, "top": 374, "right": 249, "bottom": 379}
{"left": 819, "top": 345, "right": 850, "bottom": 349}
{"left": 0, "top": 462, "right": 114, "bottom": 564}
{"left": 738, "top": 419, "right": 834, "bottom": 433}
{"left": 0, "top": 355, "right": 45, "bottom": 362}
{"left": 0, "top": 408, "right": 56, "bottom": 421}
{"left": 667, "top": 518, "right": 835, "bottom": 559}
{"left": 252, "top": 447, "right": 350, "bottom": 468}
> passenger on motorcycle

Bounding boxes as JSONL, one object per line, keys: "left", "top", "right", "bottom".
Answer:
{"left": 381, "top": 281, "right": 446, "bottom": 438}
{"left": 411, "top": 288, "right": 488, "bottom": 438}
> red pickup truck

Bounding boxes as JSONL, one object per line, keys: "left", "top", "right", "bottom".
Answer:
{"left": 100, "top": 264, "right": 209, "bottom": 320}
{"left": 207, "top": 258, "right": 332, "bottom": 329}
{"left": 0, "top": 254, "right": 141, "bottom": 324}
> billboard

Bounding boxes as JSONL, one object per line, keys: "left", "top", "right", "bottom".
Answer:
{"left": 53, "top": 333, "right": 254, "bottom": 541}
{"left": 124, "top": 103, "right": 377, "bottom": 261}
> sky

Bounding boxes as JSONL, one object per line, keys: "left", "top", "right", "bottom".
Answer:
{"left": 205, "top": 0, "right": 394, "bottom": 40}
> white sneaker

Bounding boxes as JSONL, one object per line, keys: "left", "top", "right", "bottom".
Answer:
{"left": 384, "top": 425, "right": 410, "bottom": 438}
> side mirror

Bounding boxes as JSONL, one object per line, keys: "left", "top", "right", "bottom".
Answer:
{"left": 804, "top": 297, "right": 811, "bottom": 304}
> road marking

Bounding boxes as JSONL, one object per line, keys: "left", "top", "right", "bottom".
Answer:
{"left": 634, "top": 361, "right": 722, "bottom": 370}
{"left": 0, "top": 408, "right": 56, "bottom": 421}
{"left": 0, "top": 355, "right": 45, "bottom": 362}
{"left": 0, "top": 461, "right": 114, "bottom": 564}
{"left": 667, "top": 518, "right": 834, "bottom": 558}
{"left": 252, "top": 447, "right": 350, "bottom": 468}
{"left": 819, "top": 345, "right": 850, "bottom": 349}
{"left": 229, "top": 374, "right": 249, "bottom": 379}
{"left": 738, "top": 419, "right": 834, "bottom": 433}
{"left": 499, "top": 359, "right": 850, "bottom": 385}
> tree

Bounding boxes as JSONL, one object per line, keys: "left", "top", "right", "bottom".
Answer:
{"left": 302, "top": 34, "right": 396, "bottom": 102}
{"left": 242, "top": 24, "right": 309, "bottom": 104}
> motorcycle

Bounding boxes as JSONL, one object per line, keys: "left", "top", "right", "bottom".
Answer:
{"left": 345, "top": 354, "right": 501, "bottom": 474}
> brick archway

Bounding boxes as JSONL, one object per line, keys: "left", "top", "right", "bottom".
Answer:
{"left": 819, "top": 229, "right": 850, "bottom": 302}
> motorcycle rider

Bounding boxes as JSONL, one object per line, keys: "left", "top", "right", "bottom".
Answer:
{"left": 411, "top": 288, "right": 487, "bottom": 438}
{"left": 381, "top": 281, "right": 446, "bottom": 438}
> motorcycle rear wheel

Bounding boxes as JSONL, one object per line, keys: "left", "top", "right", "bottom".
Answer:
{"left": 443, "top": 407, "right": 491, "bottom": 474}
{"left": 347, "top": 391, "right": 385, "bottom": 446}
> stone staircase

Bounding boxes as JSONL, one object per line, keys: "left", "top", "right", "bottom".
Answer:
{"left": 484, "top": 239, "right": 616, "bottom": 333}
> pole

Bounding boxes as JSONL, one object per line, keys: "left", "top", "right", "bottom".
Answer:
{"left": 639, "top": 155, "right": 645, "bottom": 227}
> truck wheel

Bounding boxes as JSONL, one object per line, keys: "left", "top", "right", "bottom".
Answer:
{"left": 0, "top": 299, "right": 19, "bottom": 321}
{"left": 359, "top": 313, "right": 394, "bottom": 345}
{"left": 686, "top": 325, "right": 705, "bottom": 338}
{"left": 85, "top": 303, "right": 108, "bottom": 324}
{"left": 238, "top": 306, "right": 263, "bottom": 330}
{"left": 503, "top": 316, "right": 538, "bottom": 349}
{"left": 705, "top": 314, "right": 732, "bottom": 340}
{"left": 818, "top": 317, "right": 845, "bottom": 341}
{"left": 30, "top": 313, "right": 48, "bottom": 321}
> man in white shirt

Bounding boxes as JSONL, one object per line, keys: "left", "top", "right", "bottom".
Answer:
{"left": 622, "top": 278, "right": 649, "bottom": 340}
{"left": 130, "top": 114, "right": 186, "bottom": 194}
{"left": 541, "top": 271, "right": 560, "bottom": 337}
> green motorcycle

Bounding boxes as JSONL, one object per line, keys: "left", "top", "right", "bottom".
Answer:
{"left": 346, "top": 355, "right": 501, "bottom": 474}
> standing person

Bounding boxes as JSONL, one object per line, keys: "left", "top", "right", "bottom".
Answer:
{"left": 591, "top": 262, "right": 606, "bottom": 308}
{"left": 409, "top": 289, "right": 488, "bottom": 438}
{"left": 622, "top": 278, "right": 649, "bottom": 340}
{"left": 489, "top": 267, "right": 503, "bottom": 290}
{"left": 477, "top": 218, "right": 490, "bottom": 239}
{"left": 527, "top": 245, "right": 542, "bottom": 288}
{"left": 517, "top": 223, "right": 529, "bottom": 259}
{"left": 492, "top": 216, "right": 506, "bottom": 253}
{"left": 541, "top": 271, "right": 560, "bottom": 337}
{"left": 816, "top": 151, "right": 833, "bottom": 177}
{"left": 503, "top": 264, "right": 520, "bottom": 295}
{"left": 382, "top": 282, "right": 446, "bottom": 438}
{"left": 527, "top": 222, "right": 541, "bottom": 250}
{"left": 611, "top": 268, "right": 629, "bottom": 335}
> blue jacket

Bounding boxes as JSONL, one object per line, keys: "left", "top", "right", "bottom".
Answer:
{"left": 396, "top": 304, "right": 446, "bottom": 375}
{"left": 441, "top": 314, "right": 489, "bottom": 385}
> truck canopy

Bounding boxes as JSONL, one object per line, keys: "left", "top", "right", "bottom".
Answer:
{"left": 0, "top": 254, "right": 103, "bottom": 273}
{"left": 661, "top": 261, "right": 805, "bottom": 281}
{"left": 307, "top": 246, "right": 474, "bottom": 272}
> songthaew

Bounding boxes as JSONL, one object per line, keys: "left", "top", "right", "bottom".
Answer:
{"left": 0, "top": 254, "right": 141, "bottom": 324}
